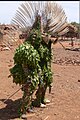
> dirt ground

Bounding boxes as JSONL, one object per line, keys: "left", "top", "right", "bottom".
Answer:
{"left": 0, "top": 41, "right": 80, "bottom": 120}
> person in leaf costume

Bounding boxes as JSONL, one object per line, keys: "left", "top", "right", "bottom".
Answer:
{"left": 10, "top": 14, "right": 53, "bottom": 116}
{"left": 10, "top": 1, "right": 69, "bottom": 117}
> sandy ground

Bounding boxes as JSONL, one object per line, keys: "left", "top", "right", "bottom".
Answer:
{"left": 0, "top": 41, "right": 80, "bottom": 120}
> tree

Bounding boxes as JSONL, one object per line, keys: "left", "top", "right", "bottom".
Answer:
{"left": 71, "top": 22, "right": 80, "bottom": 38}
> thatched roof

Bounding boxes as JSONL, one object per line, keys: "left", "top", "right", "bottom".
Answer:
{"left": 67, "top": 23, "right": 78, "bottom": 32}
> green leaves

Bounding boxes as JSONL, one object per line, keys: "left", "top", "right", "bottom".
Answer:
{"left": 10, "top": 42, "right": 41, "bottom": 88}
{"left": 38, "top": 44, "right": 51, "bottom": 61}
{"left": 10, "top": 64, "right": 27, "bottom": 85}
{"left": 14, "top": 42, "right": 40, "bottom": 67}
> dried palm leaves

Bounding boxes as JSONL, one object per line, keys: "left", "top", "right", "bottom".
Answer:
{"left": 11, "top": 1, "right": 69, "bottom": 36}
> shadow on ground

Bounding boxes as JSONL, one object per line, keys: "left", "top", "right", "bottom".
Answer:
{"left": 0, "top": 98, "right": 22, "bottom": 120}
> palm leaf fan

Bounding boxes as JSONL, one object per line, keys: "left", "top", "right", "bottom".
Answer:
{"left": 11, "top": 1, "right": 69, "bottom": 42}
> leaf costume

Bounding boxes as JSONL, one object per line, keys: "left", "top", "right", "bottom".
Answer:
{"left": 10, "top": 1, "right": 69, "bottom": 116}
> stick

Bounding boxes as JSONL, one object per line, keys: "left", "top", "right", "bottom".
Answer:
{"left": 44, "top": 116, "right": 49, "bottom": 120}
{"left": 1, "top": 87, "right": 21, "bottom": 104}
{"left": 58, "top": 41, "right": 66, "bottom": 50}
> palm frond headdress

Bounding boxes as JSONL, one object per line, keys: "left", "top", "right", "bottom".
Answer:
{"left": 11, "top": 1, "right": 69, "bottom": 39}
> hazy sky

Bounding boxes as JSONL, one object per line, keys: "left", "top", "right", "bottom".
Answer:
{"left": 0, "top": 1, "right": 79, "bottom": 24}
